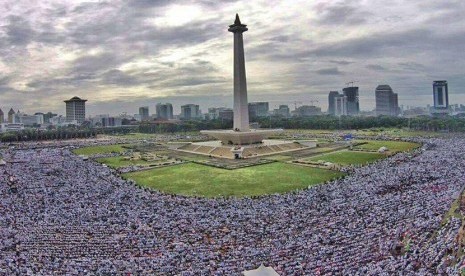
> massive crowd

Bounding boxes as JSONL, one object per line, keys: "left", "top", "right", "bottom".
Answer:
{"left": 1, "top": 137, "right": 465, "bottom": 275}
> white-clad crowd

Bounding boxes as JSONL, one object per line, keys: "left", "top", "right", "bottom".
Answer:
{"left": 1, "top": 137, "right": 464, "bottom": 275}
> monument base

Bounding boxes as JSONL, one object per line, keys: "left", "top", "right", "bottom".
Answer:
{"left": 175, "top": 139, "right": 316, "bottom": 159}
{"left": 200, "top": 129, "right": 283, "bottom": 145}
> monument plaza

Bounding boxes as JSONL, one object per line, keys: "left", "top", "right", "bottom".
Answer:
{"left": 178, "top": 15, "right": 315, "bottom": 159}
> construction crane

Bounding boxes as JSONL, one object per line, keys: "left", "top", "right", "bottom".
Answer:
{"left": 345, "top": 81, "right": 358, "bottom": 87}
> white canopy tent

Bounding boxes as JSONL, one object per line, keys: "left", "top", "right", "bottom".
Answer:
{"left": 243, "top": 264, "right": 280, "bottom": 276}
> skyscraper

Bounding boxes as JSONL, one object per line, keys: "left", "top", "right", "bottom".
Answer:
{"left": 433, "top": 80, "right": 449, "bottom": 110}
{"left": 8, "top": 108, "right": 15, "bottom": 123}
{"left": 248, "top": 102, "right": 269, "bottom": 118}
{"left": 139, "top": 106, "right": 149, "bottom": 121}
{"left": 342, "top": 87, "right": 360, "bottom": 115}
{"left": 334, "top": 95, "right": 348, "bottom": 117}
{"left": 156, "top": 103, "right": 173, "bottom": 120}
{"left": 0, "top": 109, "right": 3, "bottom": 123}
{"left": 375, "top": 85, "right": 399, "bottom": 116}
{"left": 274, "top": 105, "right": 290, "bottom": 117}
{"left": 64, "top": 96, "right": 87, "bottom": 124}
{"left": 328, "top": 91, "right": 339, "bottom": 115}
{"left": 181, "top": 104, "right": 201, "bottom": 120}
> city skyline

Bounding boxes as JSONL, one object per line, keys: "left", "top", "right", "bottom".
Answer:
{"left": 0, "top": 0, "right": 464, "bottom": 116}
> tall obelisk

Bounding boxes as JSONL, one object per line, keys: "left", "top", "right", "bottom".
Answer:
{"left": 229, "top": 14, "right": 250, "bottom": 132}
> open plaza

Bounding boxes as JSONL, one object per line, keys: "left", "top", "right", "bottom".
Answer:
{"left": 69, "top": 131, "right": 419, "bottom": 197}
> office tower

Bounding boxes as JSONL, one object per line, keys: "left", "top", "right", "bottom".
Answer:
{"left": 293, "top": 105, "right": 322, "bottom": 117}
{"left": 181, "top": 104, "right": 201, "bottom": 120}
{"left": 156, "top": 103, "right": 173, "bottom": 120}
{"left": 248, "top": 102, "right": 269, "bottom": 118}
{"left": 433, "top": 81, "right": 449, "bottom": 109}
{"left": 375, "top": 85, "right": 399, "bottom": 116}
{"left": 218, "top": 108, "right": 234, "bottom": 121}
{"left": 208, "top": 107, "right": 234, "bottom": 120}
{"left": 334, "top": 95, "right": 348, "bottom": 117}
{"left": 0, "top": 109, "right": 3, "bottom": 123}
{"left": 8, "top": 108, "right": 15, "bottom": 123}
{"left": 342, "top": 86, "right": 360, "bottom": 115}
{"left": 275, "top": 105, "right": 290, "bottom": 117}
{"left": 45, "top": 112, "right": 58, "bottom": 123}
{"left": 17, "top": 113, "right": 44, "bottom": 126}
{"left": 64, "top": 96, "right": 87, "bottom": 124}
{"left": 328, "top": 91, "right": 340, "bottom": 115}
{"left": 139, "top": 106, "right": 149, "bottom": 121}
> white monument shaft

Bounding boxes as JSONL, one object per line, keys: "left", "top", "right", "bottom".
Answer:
{"left": 200, "top": 14, "right": 283, "bottom": 147}
{"left": 229, "top": 14, "right": 250, "bottom": 132}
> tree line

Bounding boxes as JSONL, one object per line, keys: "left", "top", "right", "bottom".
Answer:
{"left": 255, "top": 115, "right": 465, "bottom": 132}
{"left": 1, "top": 115, "right": 464, "bottom": 142}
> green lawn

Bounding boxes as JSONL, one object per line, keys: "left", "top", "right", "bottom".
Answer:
{"left": 104, "top": 132, "right": 200, "bottom": 139}
{"left": 354, "top": 140, "right": 420, "bottom": 152}
{"left": 72, "top": 144, "right": 131, "bottom": 155}
{"left": 282, "top": 128, "right": 440, "bottom": 138}
{"left": 123, "top": 162, "right": 344, "bottom": 198}
{"left": 307, "top": 151, "right": 384, "bottom": 165}
{"left": 96, "top": 156, "right": 153, "bottom": 168}
{"left": 263, "top": 155, "right": 294, "bottom": 161}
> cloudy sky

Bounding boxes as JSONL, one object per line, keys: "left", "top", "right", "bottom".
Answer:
{"left": 0, "top": 0, "right": 464, "bottom": 116}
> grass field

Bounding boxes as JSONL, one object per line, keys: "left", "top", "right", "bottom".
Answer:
{"left": 103, "top": 132, "right": 201, "bottom": 139}
{"left": 281, "top": 128, "right": 440, "bottom": 138}
{"left": 263, "top": 155, "right": 294, "bottom": 161}
{"left": 96, "top": 156, "right": 153, "bottom": 168}
{"left": 123, "top": 162, "right": 344, "bottom": 197}
{"left": 308, "top": 151, "right": 385, "bottom": 166}
{"left": 72, "top": 144, "right": 131, "bottom": 155}
{"left": 354, "top": 140, "right": 420, "bottom": 152}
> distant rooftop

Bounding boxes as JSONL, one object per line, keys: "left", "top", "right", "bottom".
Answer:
{"left": 64, "top": 96, "right": 87, "bottom": 102}
{"left": 376, "top": 84, "right": 393, "bottom": 91}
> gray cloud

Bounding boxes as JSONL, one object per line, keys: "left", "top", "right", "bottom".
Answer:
{"left": 317, "top": 1, "right": 371, "bottom": 26}
{"left": 0, "top": 0, "right": 463, "bottom": 115}
{"left": 366, "top": 64, "right": 388, "bottom": 71}
{"left": 4, "top": 15, "right": 35, "bottom": 46}
{"left": 315, "top": 67, "right": 344, "bottom": 75}
{"left": 328, "top": 60, "right": 354, "bottom": 65}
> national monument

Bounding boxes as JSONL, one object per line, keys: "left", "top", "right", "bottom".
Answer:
{"left": 177, "top": 14, "right": 315, "bottom": 159}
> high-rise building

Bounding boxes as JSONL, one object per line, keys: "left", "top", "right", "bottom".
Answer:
{"left": 180, "top": 104, "right": 201, "bottom": 120}
{"left": 273, "top": 105, "right": 290, "bottom": 117}
{"left": 334, "top": 95, "right": 348, "bottom": 117}
{"left": 248, "top": 102, "right": 269, "bottom": 118}
{"left": 218, "top": 108, "right": 234, "bottom": 121}
{"left": 292, "top": 105, "right": 322, "bottom": 117}
{"left": 0, "top": 109, "right": 3, "bottom": 123}
{"left": 342, "top": 87, "right": 360, "bottom": 115}
{"left": 375, "top": 85, "right": 399, "bottom": 116}
{"left": 208, "top": 107, "right": 233, "bottom": 120}
{"left": 35, "top": 112, "right": 57, "bottom": 124}
{"left": 328, "top": 91, "right": 340, "bottom": 115}
{"left": 433, "top": 80, "right": 449, "bottom": 110}
{"left": 156, "top": 103, "right": 173, "bottom": 120}
{"left": 40, "top": 112, "right": 58, "bottom": 124}
{"left": 64, "top": 96, "right": 87, "bottom": 124}
{"left": 8, "top": 108, "right": 15, "bottom": 123}
{"left": 17, "top": 113, "right": 44, "bottom": 126}
{"left": 139, "top": 106, "right": 149, "bottom": 121}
